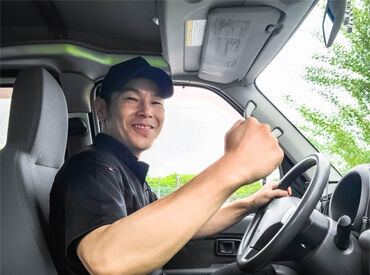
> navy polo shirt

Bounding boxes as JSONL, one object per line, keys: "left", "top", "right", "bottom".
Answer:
{"left": 50, "top": 133, "right": 157, "bottom": 275}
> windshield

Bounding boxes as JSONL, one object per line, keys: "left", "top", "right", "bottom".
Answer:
{"left": 257, "top": 1, "right": 369, "bottom": 175}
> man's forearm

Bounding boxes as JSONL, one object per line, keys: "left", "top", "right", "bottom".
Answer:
{"left": 193, "top": 196, "right": 255, "bottom": 239}
{"left": 77, "top": 156, "right": 241, "bottom": 275}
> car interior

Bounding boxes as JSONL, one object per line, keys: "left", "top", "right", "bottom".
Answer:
{"left": 0, "top": 0, "right": 369, "bottom": 274}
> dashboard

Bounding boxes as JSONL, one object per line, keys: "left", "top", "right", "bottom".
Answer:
{"left": 329, "top": 164, "right": 370, "bottom": 233}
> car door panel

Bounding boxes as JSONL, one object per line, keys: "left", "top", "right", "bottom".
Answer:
{"left": 164, "top": 215, "right": 253, "bottom": 273}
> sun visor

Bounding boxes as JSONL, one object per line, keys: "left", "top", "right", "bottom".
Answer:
{"left": 198, "top": 7, "right": 281, "bottom": 83}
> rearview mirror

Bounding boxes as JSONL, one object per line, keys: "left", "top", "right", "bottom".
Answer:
{"left": 322, "top": 0, "right": 346, "bottom": 47}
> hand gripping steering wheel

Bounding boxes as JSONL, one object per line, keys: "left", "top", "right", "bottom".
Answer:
{"left": 236, "top": 153, "right": 330, "bottom": 272}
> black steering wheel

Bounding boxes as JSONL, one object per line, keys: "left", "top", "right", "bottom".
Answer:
{"left": 236, "top": 153, "right": 330, "bottom": 272}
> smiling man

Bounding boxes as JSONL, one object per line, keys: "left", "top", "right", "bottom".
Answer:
{"left": 50, "top": 57, "right": 290, "bottom": 275}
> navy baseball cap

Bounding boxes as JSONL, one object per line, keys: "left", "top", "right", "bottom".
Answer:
{"left": 99, "top": 57, "right": 173, "bottom": 101}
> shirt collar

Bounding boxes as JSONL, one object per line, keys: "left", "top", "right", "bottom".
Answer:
{"left": 93, "top": 133, "right": 149, "bottom": 185}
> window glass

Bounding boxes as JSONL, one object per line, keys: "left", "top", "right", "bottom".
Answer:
{"left": 257, "top": 2, "right": 369, "bottom": 174}
{"left": 141, "top": 86, "right": 269, "bottom": 201}
{"left": 0, "top": 87, "right": 13, "bottom": 150}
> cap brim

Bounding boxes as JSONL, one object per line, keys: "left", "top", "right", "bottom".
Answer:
{"left": 132, "top": 67, "right": 173, "bottom": 99}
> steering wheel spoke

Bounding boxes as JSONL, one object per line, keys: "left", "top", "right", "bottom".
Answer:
{"left": 243, "top": 245, "right": 260, "bottom": 260}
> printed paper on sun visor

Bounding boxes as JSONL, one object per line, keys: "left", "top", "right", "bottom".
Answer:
{"left": 186, "top": 20, "right": 207, "bottom": 47}
{"left": 201, "top": 18, "right": 250, "bottom": 76}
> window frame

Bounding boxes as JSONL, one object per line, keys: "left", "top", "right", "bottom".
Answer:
{"left": 0, "top": 85, "right": 14, "bottom": 150}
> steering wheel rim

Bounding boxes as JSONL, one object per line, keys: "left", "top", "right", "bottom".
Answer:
{"left": 236, "top": 153, "right": 330, "bottom": 272}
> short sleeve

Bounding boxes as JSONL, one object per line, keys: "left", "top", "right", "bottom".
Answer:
{"left": 62, "top": 162, "right": 127, "bottom": 265}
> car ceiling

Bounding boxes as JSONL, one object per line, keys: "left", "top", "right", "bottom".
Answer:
{"left": 0, "top": 0, "right": 317, "bottom": 85}
{"left": 1, "top": 0, "right": 161, "bottom": 54}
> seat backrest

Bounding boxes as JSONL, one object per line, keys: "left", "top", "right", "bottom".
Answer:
{"left": 0, "top": 68, "right": 68, "bottom": 274}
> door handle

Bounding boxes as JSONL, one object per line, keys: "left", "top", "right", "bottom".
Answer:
{"left": 216, "top": 239, "right": 241, "bottom": 256}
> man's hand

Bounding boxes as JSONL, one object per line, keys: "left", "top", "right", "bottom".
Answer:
{"left": 248, "top": 181, "right": 292, "bottom": 212}
{"left": 223, "top": 118, "right": 284, "bottom": 187}
{"left": 193, "top": 182, "right": 291, "bottom": 238}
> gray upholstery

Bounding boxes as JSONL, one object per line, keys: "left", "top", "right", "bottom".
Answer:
{"left": 0, "top": 68, "right": 68, "bottom": 274}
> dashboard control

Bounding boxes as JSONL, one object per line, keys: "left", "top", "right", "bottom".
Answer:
{"left": 334, "top": 215, "right": 352, "bottom": 250}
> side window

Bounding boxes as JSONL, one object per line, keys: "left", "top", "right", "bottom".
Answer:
{"left": 141, "top": 86, "right": 277, "bottom": 201}
{"left": 0, "top": 87, "right": 13, "bottom": 150}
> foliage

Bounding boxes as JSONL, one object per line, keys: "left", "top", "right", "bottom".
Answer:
{"left": 147, "top": 173, "right": 197, "bottom": 188}
{"left": 147, "top": 173, "right": 262, "bottom": 200}
{"left": 287, "top": 0, "right": 369, "bottom": 173}
{"left": 147, "top": 173, "right": 197, "bottom": 198}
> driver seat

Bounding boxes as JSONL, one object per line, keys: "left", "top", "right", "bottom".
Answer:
{"left": 0, "top": 68, "right": 68, "bottom": 274}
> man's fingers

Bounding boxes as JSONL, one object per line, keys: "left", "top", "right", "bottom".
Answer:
{"left": 230, "top": 119, "right": 244, "bottom": 131}
{"left": 245, "top": 117, "right": 259, "bottom": 124}
{"left": 272, "top": 189, "right": 289, "bottom": 198}
{"left": 268, "top": 181, "right": 279, "bottom": 189}
{"left": 268, "top": 181, "right": 291, "bottom": 194}
{"left": 225, "top": 119, "right": 243, "bottom": 137}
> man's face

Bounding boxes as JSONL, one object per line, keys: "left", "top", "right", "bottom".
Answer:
{"left": 97, "top": 78, "right": 165, "bottom": 157}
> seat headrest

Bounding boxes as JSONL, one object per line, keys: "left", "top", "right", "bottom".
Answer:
{"left": 7, "top": 68, "right": 68, "bottom": 168}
